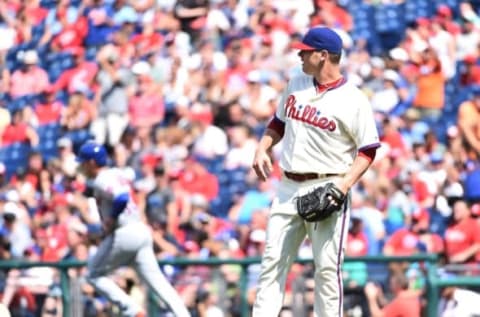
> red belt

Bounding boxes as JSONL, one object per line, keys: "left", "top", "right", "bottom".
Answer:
{"left": 283, "top": 171, "right": 343, "bottom": 182}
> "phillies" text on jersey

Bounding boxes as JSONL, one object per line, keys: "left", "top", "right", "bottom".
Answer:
{"left": 284, "top": 95, "right": 336, "bottom": 131}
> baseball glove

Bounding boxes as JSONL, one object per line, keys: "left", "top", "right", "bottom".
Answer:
{"left": 296, "top": 183, "right": 346, "bottom": 222}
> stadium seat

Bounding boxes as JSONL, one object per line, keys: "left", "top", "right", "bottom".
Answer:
{"left": 3, "top": 142, "right": 31, "bottom": 178}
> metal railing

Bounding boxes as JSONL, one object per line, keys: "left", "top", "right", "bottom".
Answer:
{"left": 1, "top": 254, "right": 478, "bottom": 317}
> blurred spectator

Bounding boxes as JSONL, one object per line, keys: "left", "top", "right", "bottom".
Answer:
{"left": 189, "top": 104, "right": 228, "bottom": 160}
{"left": 173, "top": 0, "right": 209, "bottom": 44}
{"left": 90, "top": 45, "right": 131, "bottom": 147}
{"left": 411, "top": 47, "right": 445, "bottom": 122}
{"left": 429, "top": 18, "right": 456, "bottom": 80}
{"left": 464, "top": 160, "right": 480, "bottom": 204}
{"left": 81, "top": 0, "right": 114, "bottom": 47}
{"left": 228, "top": 173, "right": 273, "bottom": 225}
{"left": 56, "top": 137, "right": 78, "bottom": 177}
{"left": 0, "top": 201, "right": 32, "bottom": 259}
{"left": 434, "top": 4, "right": 461, "bottom": 36}
{"left": 444, "top": 199, "right": 480, "bottom": 264}
{"left": 455, "top": 17, "right": 480, "bottom": 61}
{"left": 439, "top": 287, "right": 480, "bottom": 317}
{"left": 34, "top": 86, "right": 64, "bottom": 126}
{"left": 0, "top": 54, "right": 11, "bottom": 96}
{"left": 1, "top": 109, "right": 39, "bottom": 146}
{"left": 370, "top": 69, "right": 401, "bottom": 114}
{"left": 193, "top": 286, "right": 225, "bottom": 317}
{"left": 459, "top": 54, "right": 480, "bottom": 87}
{"left": 458, "top": 86, "right": 480, "bottom": 161}
{"left": 131, "top": 23, "right": 163, "bottom": 60}
{"left": 134, "top": 152, "right": 160, "bottom": 194}
{"left": 179, "top": 157, "right": 219, "bottom": 201}
{"left": 364, "top": 273, "right": 421, "bottom": 317}
{"left": 128, "top": 61, "right": 165, "bottom": 130}
{"left": 313, "top": 0, "right": 353, "bottom": 32}
{"left": 145, "top": 164, "right": 177, "bottom": 234}
{"left": 49, "top": 3, "right": 88, "bottom": 52}
{"left": 380, "top": 117, "right": 408, "bottom": 158}
{"left": 0, "top": 4, "right": 18, "bottom": 52}
{"left": 44, "top": 0, "right": 80, "bottom": 37}
{"left": 350, "top": 193, "right": 386, "bottom": 255}
{"left": 52, "top": 47, "right": 98, "bottom": 94}
{"left": 224, "top": 123, "right": 258, "bottom": 170}
{"left": 238, "top": 70, "right": 278, "bottom": 122}
{"left": 383, "top": 208, "right": 443, "bottom": 257}
{"left": 362, "top": 56, "right": 386, "bottom": 97}
{"left": 60, "top": 89, "right": 96, "bottom": 131}
{"left": 9, "top": 50, "right": 50, "bottom": 97}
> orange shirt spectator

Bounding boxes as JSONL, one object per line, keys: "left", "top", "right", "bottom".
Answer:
{"left": 365, "top": 274, "right": 421, "bottom": 317}
{"left": 412, "top": 49, "right": 445, "bottom": 111}
{"left": 9, "top": 50, "right": 50, "bottom": 97}
{"left": 382, "top": 292, "right": 422, "bottom": 317}
{"left": 445, "top": 200, "right": 480, "bottom": 264}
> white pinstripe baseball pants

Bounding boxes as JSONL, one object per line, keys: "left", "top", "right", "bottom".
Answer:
{"left": 252, "top": 177, "right": 350, "bottom": 317}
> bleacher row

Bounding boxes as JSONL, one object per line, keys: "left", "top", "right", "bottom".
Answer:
{"left": 348, "top": 0, "right": 462, "bottom": 54}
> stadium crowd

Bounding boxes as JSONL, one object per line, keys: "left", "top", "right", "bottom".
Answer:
{"left": 1, "top": 0, "right": 480, "bottom": 316}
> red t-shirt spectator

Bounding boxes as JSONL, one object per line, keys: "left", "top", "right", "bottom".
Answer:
{"left": 130, "top": 32, "right": 163, "bottom": 54}
{"left": 51, "top": 17, "right": 88, "bottom": 51}
{"left": 412, "top": 178, "right": 430, "bottom": 205}
{"left": 384, "top": 228, "right": 420, "bottom": 256}
{"left": 179, "top": 161, "right": 219, "bottom": 201}
{"left": 2, "top": 122, "right": 29, "bottom": 145}
{"left": 347, "top": 231, "right": 369, "bottom": 256}
{"left": 445, "top": 218, "right": 480, "bottom": 263}
{"left": 53, "top": 56, "right": 98, "bottom": 94}
{"left": 36, "top": 224, "right": 69, "bottom": 262}
{"left": 35, "top": 100, "right": 64, "bottom": 125}
{"left": 384, "top": 228, "right": 443, "bottom": 256}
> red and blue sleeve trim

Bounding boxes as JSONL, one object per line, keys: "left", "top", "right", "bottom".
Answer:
{"left": 267, "top": 115, "right": 285, "bottom": 137}
{"left": 358, "top": 143, "right": 381, "bottom": 163}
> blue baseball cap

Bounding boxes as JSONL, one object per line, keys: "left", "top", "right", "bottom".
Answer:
{"left": 291, "top": 27, "right": 343, "bottom": 54}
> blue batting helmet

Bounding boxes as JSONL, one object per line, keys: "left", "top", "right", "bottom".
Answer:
{"left": 76, "top": 141, "right": 108, "bottom": 166}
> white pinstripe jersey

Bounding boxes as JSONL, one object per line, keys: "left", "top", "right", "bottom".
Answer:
{"left": 276, "top": 74, "right": 380, "bottom": 174}
{"left": 93, "top": 168, "right": 141, "bottom": 227}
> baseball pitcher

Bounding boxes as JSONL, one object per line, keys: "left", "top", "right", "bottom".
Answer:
{"left": 252, "top": 27, "right": 380, "bottom": 317}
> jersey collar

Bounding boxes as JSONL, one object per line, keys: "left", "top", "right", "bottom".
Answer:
{"left": 313, "top": 76, "right": 347, "bottom": 93}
